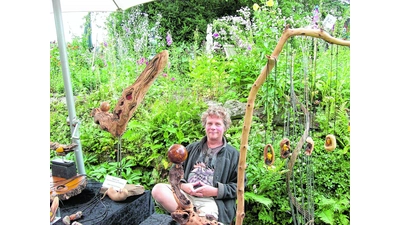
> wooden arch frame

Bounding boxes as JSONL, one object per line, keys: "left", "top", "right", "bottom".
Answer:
{"left": 235, "top": 25, "right": 350, "bottom": 225}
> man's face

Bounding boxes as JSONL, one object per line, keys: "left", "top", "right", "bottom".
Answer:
{"left": 205, "top": 115, "right": 225, "bottom": 142}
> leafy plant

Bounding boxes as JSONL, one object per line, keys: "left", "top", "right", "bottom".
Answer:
{"left": 50, "top": 2, "right": 350, "bottom": 224}
{"left": 315, "top": 195, "right": 350, "bottom": 225}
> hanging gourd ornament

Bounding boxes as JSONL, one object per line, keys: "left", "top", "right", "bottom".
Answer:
{"left": 168, "top": 144, "right": 188, "bottom": 164}
{"left": 263, "top": 144, "right": 275, "bottom": 166}
{"left": 280, "top": 138, "right": 291, "bottom": 159}
{"left": 324, "top": 134, "right": 337, "bottom": 152}
{"left": 305, "top": 137, "right": 314, "bottom": 156}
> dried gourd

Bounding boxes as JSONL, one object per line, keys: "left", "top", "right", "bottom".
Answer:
{"left": 324, "top": 134, "right": 337, "bottom": 152}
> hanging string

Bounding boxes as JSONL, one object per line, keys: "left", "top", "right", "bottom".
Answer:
{"left": 264, "top": 57, "right": 277, "bottom": 144}
{"left": 264, "top": 62, "right": 270, "bottom": 144}
{"left": 302, "top": 150, "right": 314, "bottom": 222}
{"left": 292, "top": 37, "right": 315, "bottom": 225}
{"left": 289, "top": 50, "right": 297, "bottom": 139}
{"left": 272, "top": 57, "right": 277, "bottom": 142}
{"left": 327, "top": 44, "right": 334, "bottom": 130}
{"left": 283, "top": 41, "right": 290, "bottom": 138}
{"left": 333, "top": 45, "right": 339, "bottom": 134}
{"left": 311, "top": 37, "right": 318, "bottom": 134}
{"left": 300, "top": 37, "right": 310, "bottom": 135}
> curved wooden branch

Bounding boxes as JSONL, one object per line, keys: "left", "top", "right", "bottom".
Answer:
{"left": 91, "top": 50, "right": 169, "bottom": 137}
{"left": 235, "top": 25, "right": 349, "bottom": 225}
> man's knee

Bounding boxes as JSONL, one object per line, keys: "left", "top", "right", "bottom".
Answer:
{"left": 152, "top": 183, "right": 169, "bottom": 202}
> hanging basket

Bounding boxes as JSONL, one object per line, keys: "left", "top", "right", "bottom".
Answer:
{"left": 324, "top": 134, "right": 337, "bottom": 152}
{"left": 305, "top": 137, "right": 314, "bottom": 156}
{"left": 279, "top": 138, "right": 291, "bottom": 159}
{"left": 263, "top": 144, "right": 275, "bottom": 166}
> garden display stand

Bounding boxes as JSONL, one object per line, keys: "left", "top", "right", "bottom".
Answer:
{"left": 234, "top": 25, "right": 350, "bottom": 225}
{"left": 90, "top": 50, "right": 169, "bottom": 177}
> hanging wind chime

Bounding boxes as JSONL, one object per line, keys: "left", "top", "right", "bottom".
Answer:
{"left": 324, "top": 45, "right": 338, "bottom": 152}
{"left": 262, "top": 58, "right": 278, "bottom": 167}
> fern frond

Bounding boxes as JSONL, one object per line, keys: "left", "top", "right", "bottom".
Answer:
{"left": 244, "top": 192, "right": 273, "bottom": 209}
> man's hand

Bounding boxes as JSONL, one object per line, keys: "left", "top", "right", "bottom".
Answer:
{"left": 181, "top": 181, "right": 202, "bottom": 196}
{"left": 182, "top": 181, "right": 217, "bottom": 197}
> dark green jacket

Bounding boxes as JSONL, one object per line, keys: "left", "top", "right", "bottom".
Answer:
{"left": 181, "top": 136, "right": 246, "bottom": 225}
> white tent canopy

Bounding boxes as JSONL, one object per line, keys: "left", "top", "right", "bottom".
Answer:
{"left": 51, "top": 0, "right": 155, "bottom": 175}
{"left": 50, "top": 0, "right": 155, "bottom": 12}
{"left": 49, "top": 12, "right": 110, "bottom": 44}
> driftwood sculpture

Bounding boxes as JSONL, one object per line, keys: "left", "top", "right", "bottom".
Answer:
{"left": 167, "top": 144, "right": 219, "bottom": 225}
{"left": 91, "top": 50, "right": 169, "bottom": 137}
{"left": 50, "top": 142, "right": 78, "bottom": 156}
{"left": 99, "top": 184, "right": 145, "bottom": 201}
{"left": 50, "top": 174, "right": 87, "bottom": 201}
{"left": 50, "top": 196, "right": 59, "bottom": 222}
{"left": 235, "top": 25, "right": 350, "bottom": 225}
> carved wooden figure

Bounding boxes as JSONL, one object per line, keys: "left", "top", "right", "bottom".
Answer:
{"left": 167, "top": 144, "right": 219, "bottom": 225}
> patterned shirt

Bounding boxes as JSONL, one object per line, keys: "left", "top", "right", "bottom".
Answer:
{"left": 187, "top": 141, "right": 224, "bottom": 185}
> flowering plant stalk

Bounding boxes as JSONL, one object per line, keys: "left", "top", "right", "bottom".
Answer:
{"left": 211, "top": 6, "right": 254, "bottom": 51}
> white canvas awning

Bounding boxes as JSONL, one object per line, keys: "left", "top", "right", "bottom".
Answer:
{"left": 50, "top": 0, "right": 155, "bottom": 13}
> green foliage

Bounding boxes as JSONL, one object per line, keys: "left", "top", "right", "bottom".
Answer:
{"left": 315, "top": 195, "right": 350, "bottom": 225}
{"left": 50, "top": 2, "right": 350, "bottom": 224}
{"left": 252, "top": 4, "right": 308, "bottom": 51}
{"left": 189, "top": 54, "right": 233, "bottom": 100}
{"left": 141, "top": 0, "right": 245, "bottom": 44}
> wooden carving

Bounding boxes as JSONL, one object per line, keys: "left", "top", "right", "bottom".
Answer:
{"left": 91, "top": 50, "right": 169, "bottom": 137}
{"left": 168, "top": 144, "right": 219, "bottom": 225}
{"left": 263, "top": 144, "right": 275, "bottom": 166}
{"left": 50, "top": 174, "right": 87, "bottom": 201}
{"left": 50, "top": 142, "right": 78, "bottom": 156}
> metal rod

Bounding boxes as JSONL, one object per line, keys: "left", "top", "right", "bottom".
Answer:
{"left": 117, "top": 136, "right": 122, "bottom": 177}
{"left": 52, "top": 0, "right": 86, "bottom": 175}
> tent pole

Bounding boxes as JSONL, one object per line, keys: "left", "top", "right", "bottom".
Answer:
{"left": 52, "top": 0, "right": 86, "bottom": 175}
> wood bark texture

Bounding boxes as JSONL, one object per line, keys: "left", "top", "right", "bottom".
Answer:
{"left": 169, "top": 163, "right": 219, "bottom": 225}
{"left": 235, "top": 26, "right": 350, "bottom": 225}
{"left": 50, "top": 174, "right": 87, "bottom": 201}
{"left": 91, "top": 50, "right": 169, "bottom": 137}
{"left": 99, "top": 184, "right": 145, "bottom": 196}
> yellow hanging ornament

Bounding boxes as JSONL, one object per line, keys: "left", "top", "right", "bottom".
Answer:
{"left": 324, "top": 134, "right": 337, "bottom": 152}
{"left": 263, "top": 144, "right": 275, "bottom": 166}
